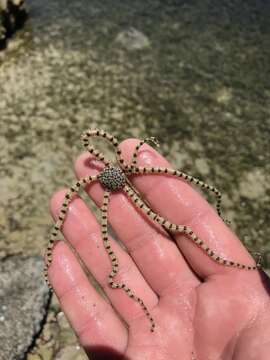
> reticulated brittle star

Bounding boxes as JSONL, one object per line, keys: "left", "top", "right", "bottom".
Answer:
{"left": 44, "top": 129, "right": 262, "bottom": 332}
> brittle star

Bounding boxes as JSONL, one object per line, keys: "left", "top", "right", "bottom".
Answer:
{"left": 44, "top": 129, "right": 262, "bottom": 333}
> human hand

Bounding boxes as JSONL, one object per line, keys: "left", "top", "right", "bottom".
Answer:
{"left": 48, "top": 139, "right": 270, "bottom": 360}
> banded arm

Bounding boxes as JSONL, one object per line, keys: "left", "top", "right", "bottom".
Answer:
{"left": 44, "top": 175, "right": 98, "bottom": 288}
{"left": 127, "top": 165, "right": 228, "bottom": 223}
{"left": 123, "top": 184, "right": 259, "bottom": 271}
{"left": 81, "top": 129, "right": 129, "bottom": 168}
{"left": 101, "top": 190, "right": 155, "bottom": 332}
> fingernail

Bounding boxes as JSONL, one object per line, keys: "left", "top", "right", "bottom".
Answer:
{"left": 86, "top": 157, "right": 103, "bottom": 173}
{"left": 138, "top": 149, "right": 158, "bottom": 166}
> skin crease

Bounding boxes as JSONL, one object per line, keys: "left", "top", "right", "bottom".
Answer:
{"left": 48, "top": 138, "right": 270, "bottom": 360}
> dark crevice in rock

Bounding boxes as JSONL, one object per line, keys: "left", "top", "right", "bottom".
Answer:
{"left": 0, "top": 0, "right": 28, "bottom": 49}
{"left": 24, "top": 290, "right": 53, "bottom": 359}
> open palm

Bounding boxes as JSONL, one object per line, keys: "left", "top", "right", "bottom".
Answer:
{"left": 48, "top": 139, "right": 270, "bottom": 360}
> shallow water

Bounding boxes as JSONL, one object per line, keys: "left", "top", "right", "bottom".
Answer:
{"left": 0, "top": 0, "right": 269, "bottom": 357}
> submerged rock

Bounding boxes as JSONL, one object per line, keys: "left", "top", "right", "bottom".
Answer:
{"left": 115, "top": 28, "right": 150, "bottom": 50}
{"left": 0, "top": 256, "right": 50, "bottom": 360}
{"left": 0, "top": 0, "right": 27, "bottom": 49}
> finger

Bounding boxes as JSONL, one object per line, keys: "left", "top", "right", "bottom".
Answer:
{"left": 48, "top": 241, "right": 127, "bottom": 352}
{"left": 119, "top": 139, "right": 256, "bottom": 279}
{"left": 74, "top": 153, "right": 200, "bottom": 297}
{"left": 50, "top": 190, "right": 158, "bottom": 327}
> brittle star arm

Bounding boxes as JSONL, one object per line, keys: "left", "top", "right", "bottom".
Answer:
{"left": 127, "top": 165, "right": 229, "bottom": 223}
{"left": 123, "top": 184, "right": 260, "bottom": 270}
{"left": 81, "top": 129, "right": 130, "bottom": 169}
{"left": 44, "top": 175, "right": 98, "bottom": 288}
{"left": 101, "top": 190, "right": 155, "bottom": 332}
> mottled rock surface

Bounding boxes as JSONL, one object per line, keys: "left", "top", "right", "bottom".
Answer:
{"left": 0, "top": 256, "right": 50, "bottom": 360}
{"left": 0, "top": 0, "right": 27, "bottom": 48}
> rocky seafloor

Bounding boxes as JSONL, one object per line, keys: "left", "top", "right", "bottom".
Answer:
{"left": 0, "top": 0, "right": 269, "bottom": 358}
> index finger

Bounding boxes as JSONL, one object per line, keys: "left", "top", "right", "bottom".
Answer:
{"left": 120, "top": 139, "right": 257, "bottom": 279}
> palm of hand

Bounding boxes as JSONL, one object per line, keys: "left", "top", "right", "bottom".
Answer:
{"left": 48, "top": 138, "right": 270, "bottom": 360}
{"left": 131, "top": 270, "right": 270, "bottom": 360}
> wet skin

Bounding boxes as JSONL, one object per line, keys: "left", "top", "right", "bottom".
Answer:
{"left": 48, "top": 139, "right": 270, "bottom": 360}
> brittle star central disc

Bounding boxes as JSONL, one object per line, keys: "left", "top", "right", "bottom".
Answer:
{"left": 99, "top": 166, "right": 126, "bottom": 191}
